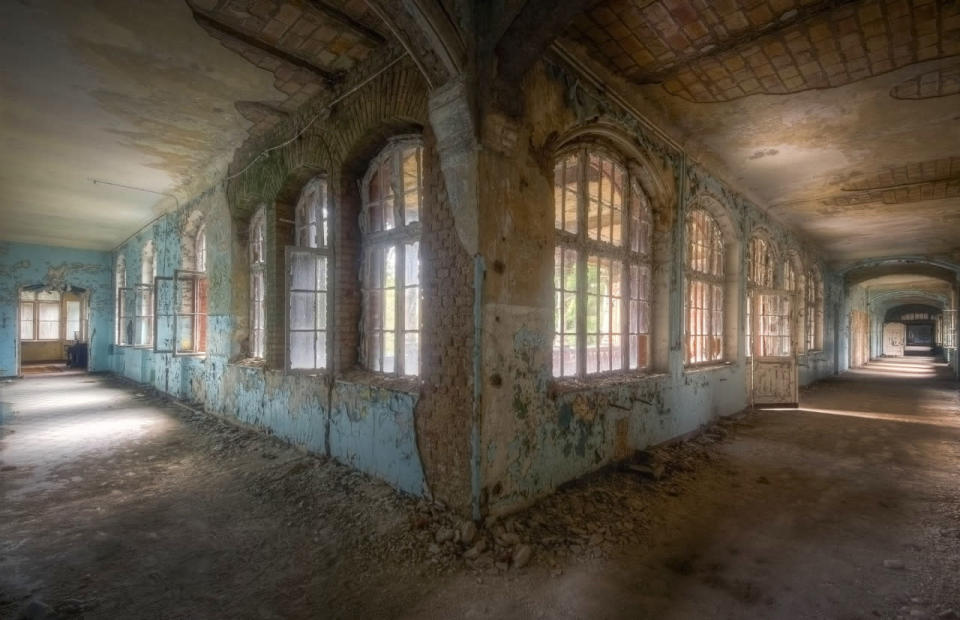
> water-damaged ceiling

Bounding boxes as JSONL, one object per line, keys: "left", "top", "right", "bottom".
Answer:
{"left": 560, "top": 0, "right": 960, "bottom": 265}
{"left": 0, "top": 0, "right": 385, "bottom": 251}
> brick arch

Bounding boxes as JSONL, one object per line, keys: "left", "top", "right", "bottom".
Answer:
{"left": 226, "top": 61, "right": 429, "bottom": 217}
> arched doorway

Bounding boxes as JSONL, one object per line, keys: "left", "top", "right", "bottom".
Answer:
{"left": 17, "top": 284, "right": 91, "bottom": 376}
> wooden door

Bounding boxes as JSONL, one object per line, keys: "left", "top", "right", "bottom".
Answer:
{"left": 751, "top": 291, "right": 799, "bottom": 407}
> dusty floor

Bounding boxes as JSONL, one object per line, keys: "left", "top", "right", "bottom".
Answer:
{"left": 1, "top": 357, "right": 959, "bottom": 619}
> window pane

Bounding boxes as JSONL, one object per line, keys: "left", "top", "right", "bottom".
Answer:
{"left": 383, "top": 330, "right": 395, "bottom": 373}
{"left": 402, "top": 147, "right": 421, "bottom": 224}
{"left": 316, "top": 331, "right": 327, "bottom": 370}
{"left": 38, "top": 321, "right": 58, "bottom": 340}
{"left": 290, "top": 292, "right": 317, "bottom": 331}
{"left": 404, "top": 287, "right": 419, "bottom": 332}
{"left": 291, "top": 252, "right": 318, "bottom": 291}
{"left": 586, "top": 153, "right": 602, "bottom": 241}
{"left": 178, "top": 316, "right": 194, "bottom": 351}
{"left": 39, "top": 303, "right": 59, "bottom": 321}
{"left": 290, "top": 331, "right": 314, "bottom": 369}
{"left": 403, "top": 332, "right": 419, "bottom": 376}
{"left": 20, "top": 302, "right": 33, "bottom": 340}
{"left": 37, "top": 291, "right": 59, "bottom": 302}
{"left": 20, "top": 291, "right": 36, "bottom": 301}
{"left": 405, "top": 241, "right": 419, "bottom": 286}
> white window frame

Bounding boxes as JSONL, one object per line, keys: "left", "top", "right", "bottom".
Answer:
{"left": 286, "top": 177, "right": 332, "bottom": 373}
{"left": 806, "top": 268, "right": 823, "bottom": 352}
{"left": 250, "top": 208, "right": 266, "bottom": 359}
{"left": 115, "top": 255, "right": 127, "bottom": 345}
{"left": 552, "top": 146, "right": 653, "bottom": 379}
{"left": 360, "top": 136, "right": 423, "bottom": 377}
{"left": 18, "top": 290, "right": 64, "bottom": 342}
{"left": 684, "top": 209, "right": 725, "bottom": 366}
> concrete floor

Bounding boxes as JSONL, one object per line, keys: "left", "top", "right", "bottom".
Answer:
{"left": 1, "top": 359, "right": 959, "bottom": 619}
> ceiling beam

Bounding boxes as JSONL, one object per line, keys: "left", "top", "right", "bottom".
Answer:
{"left": 192, "top": 11, "right": 342, "bottom": 85}
{"left": 305, "top": 0, "right": 387, "bottom": 47}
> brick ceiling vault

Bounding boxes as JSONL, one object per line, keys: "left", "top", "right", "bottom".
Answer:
{"left": 565, "top": 0, "right": 960, "bottom": 103}
{"left": 553, "top": 0, "right": 960, "bottom": 265}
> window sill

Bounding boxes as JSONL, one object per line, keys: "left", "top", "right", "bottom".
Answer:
{"left": 337, "top": 368, "right": 420, "bottom": 395}
{"left": 230, "top": 358, "right": 266, "bottom": 369}
{"left": 550, "top": 371, "right": 667, "bottom": 397}
{"left": 684, "top": 361, "right": 734, "bottom": 374}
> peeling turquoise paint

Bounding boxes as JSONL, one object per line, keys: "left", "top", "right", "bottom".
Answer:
{"left": 105, "top": 190, "right": 427, "bottom": 499}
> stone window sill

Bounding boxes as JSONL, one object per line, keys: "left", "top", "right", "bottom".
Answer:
{"left": 337, "top": 368, "right": 421, "bottom": 395}
{"left": 549, "top": 371, "right": 667, "bottom": 397}
{"left": 684, "top": 361, "right": 734, "bottom": 374}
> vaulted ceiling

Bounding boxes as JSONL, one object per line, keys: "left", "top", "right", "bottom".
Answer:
{"left": 2, "top": 0, "right": 958, "bottom": 269}
{"left": 0, "top": 0, "right": 390, "bottom": 250}
{"left": 558, "top": 0, "right": 960, "bottom": 265}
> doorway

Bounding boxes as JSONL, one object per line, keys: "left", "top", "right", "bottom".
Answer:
{"left": 751, "top": 289, "right": 799, "bottom": 407}
{"left": 17, "top": 285, "right": 91, "bottom": 376}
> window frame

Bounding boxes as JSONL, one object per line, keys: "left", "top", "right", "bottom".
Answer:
{"left": 359, "top": 136, "right": 423, "bottom": 377}
{"left": 250, "top": 208, "right": 267, "bottom": 360}
{"left": 285, "top": 176, "right": 333, "bottom": 374}
{"left": 683, "top": 208, "right": 726, "bottom": 366}
{"left": 17, "top": 289, "right": 64, "bottom": 342}
{"left": 552, "top": 144, "right": 654, "bottom": 380}
{"left": 805, "top": 268, "right": 823, "bottom": 352}
{"left": 133, "top": 283, "right": 154, "bottom": 348}
{"left": 115, "top": 255, "right": 127, "bottom": 345}
{"left": 746, "top": 235, "right": 775, "bottom": 359}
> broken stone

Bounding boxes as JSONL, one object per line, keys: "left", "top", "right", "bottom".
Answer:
{"left": 512, "top": 544, "right": 532, "bottom": 569}
{"left": 463, "top": 538, "right": 487, "bottom": 559}
{"left": 499, "top": 531, "right": 520, "bottom": 546}
{"left": 435, "top": 527, "right": 454, "bottom": 543}
{"left": 938, "top": 610, "right": 958, "bottom": 620}
{"left": 883, "top": 559, "right": 905, "bottom": 569}
{"left": 427, "top": 543, "right": 441, "bottom": 555}
{"left": 460, "top": 520, "right": 477, "bottom": 545}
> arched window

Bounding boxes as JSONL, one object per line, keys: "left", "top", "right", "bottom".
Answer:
{"left": 784, "top": 259, "right": 797, "bottom": 293}
{"left": 806, "top": 268, "right": 823, "bottom": 351}
{"left": 361, "top": 137, "right": 422, "bottom": 376}
{"left": 196, "top": 222, "right": 207, "bottom": 273}
{"left": 684, "top": 209, "right": 724, "bottom": 364}
{"left": 746, "top": 235, "right": 774, "bottom": 357}
{"left": 250, "top": 208, "right": 266, "bottom": 359}
{"left": 748, "top": 236, "right": 774, "bottom": 288}
{"left": 136, "top": 241, "right": 156, "bottom": 347}
{"left": 553, "top": 147, "right": 652, "bottom": 378}
{"left": 115, "top": 255, "right": 128, "bottom": 345}
{"left": 288, "top": 177, "right": 332, "bottom": 371}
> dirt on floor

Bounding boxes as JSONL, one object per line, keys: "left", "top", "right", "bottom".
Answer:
{"left": 1, "top": 356, "right": 959, "bottom": 619}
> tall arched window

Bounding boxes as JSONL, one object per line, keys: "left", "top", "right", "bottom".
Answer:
{"left": 288, "top": 177, "right": 332, "bottom": 371}
{"left": 746, "top": 235, "right": 774, "bottom": 357}
{"left": 116, "top": 255, "right": 128, "bottom": 345}
{"left": 196, "top": 222, "right": 207, "bottom": 273}
{"left": 250, "top": 208, "right": 266, "bottom": 359}
{"left": 784, "top": 259, "right": 797, "bottom": 293}
{"left": 684, "top": 209, "right": 724, "bottom": 364}
{"left": 806, "top": 268, "right": 823, "bottom": 351}
{"left": 137, "top": 241, "right": 156, "bottom": 347}
{"left": 361, "top": 137, "right": 422, "bottom": 376}
{"left": 553, "top": 147, "right": 652, "bottom": 378}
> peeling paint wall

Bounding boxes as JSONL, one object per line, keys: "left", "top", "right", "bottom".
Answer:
{"left": 0, "top": 242, "right": 113, "bottom": 377}
{"left": 106, "top": 57, "right": 462, "bottom": 505}
{"left": 475, "top": 60, "right": 840, "bottom": 515}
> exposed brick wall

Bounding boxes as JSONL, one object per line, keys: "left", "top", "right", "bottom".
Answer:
{"left": 414, "top": 128, "right": 475, "bottom": 511}
{"left": 333, "top": 189, "right": 361, "bottom": 372}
